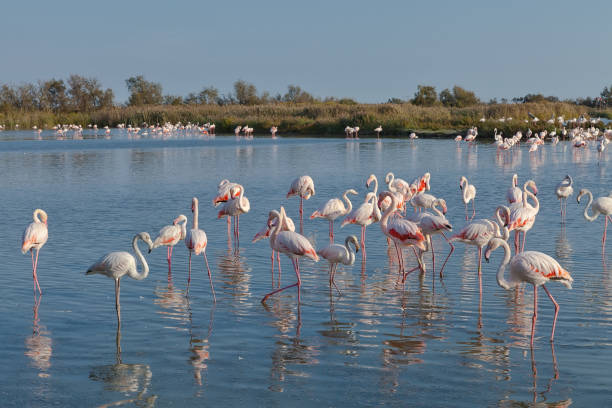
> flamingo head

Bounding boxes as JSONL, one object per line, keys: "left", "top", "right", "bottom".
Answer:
{"left": 38, "top": 209, "right": 48, "bottom": 225}
{"left": 173, "top": 214, "right": 187, "bottom": 225}
{"left": 191, "top": 197, "right": 198, "bottom": 212}
{"left": 366, "top": 174, "right": 376, "bottom": 188}
{"left": 138, "top": 232, "right": 154, "bottom": 253}
{"left": 577, "top": 189, "right": 588, "bottom": 203}
{"left": 484, "top": 238, "right": 503, "bottom": 262}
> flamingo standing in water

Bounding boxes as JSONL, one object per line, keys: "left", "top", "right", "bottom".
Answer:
{"left": 379, "top": 192, "right": 426, "bottom": 282}
{"left": 21, "top": 209, "right": 48, "bottom": 295}
{"left": 459, "top": 176, "right": 477, "bottom": 221}
{"left": 577, "top": 189, "right": 612, "bottom": 251}
{"left": 217, "top": 186, "right": 250, "bottom": 248}
{"left": 270, "top": 126, "right": 278, "bottom": 138}
{"left": 253, "top": 209, "right": 296, "bottom": 286}
{"left": 261, "top": 207, "right": 319, "bottom": 303}
{"left": 310, "top": 188, "right": 358, "bottom": 243}
{"left": 287, "top": 175, "right": 315, "bottom": 234}
{"left": 86, "top": 232, "right": 155, "bottom": 327}
{"left": 410, "top": 193, "right": 447, "bottom": 214}
{"left": 484, "top": 237, "right": 573, "bottom": 346}
{"left": 507, "top": 174, "right": 522, "bottom": 204}
{"left": 213, "top": 179, "right": 244, "bottom": 241}
{"left": 406, "top": 205, "right": 453, "bottom": 278}
{"left": 508, "top": 180, "right": 539, "bottom": 253}
{"left": 317, "top": 235, "right": 359, "bottom": 294}
{"left": 374, "top": 125, "right": 382, "bottom": 138}
{"left": 185, "top": 197, "right": 216, "bottom": 301}
{"left": 152, "top": 214, "right": 187, "bottom": 274}
{"left": 555, "top": 175, "right": 573, "bottom": 222}
{"left": 341, "top": 192, "right": 381, "bottom": 261}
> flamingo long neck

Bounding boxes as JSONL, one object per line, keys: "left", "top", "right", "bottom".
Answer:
{"left": 524, "top": 190, "right": 539, "bottom": 213}
{"left": 380, "top": 194, "right": 397, "bottom": 232}
{"left": 369, "top": 176, "right": 378, "bottom": 196}
{"left": 432, "top": 201, "right": 443, "bottom": 217}
{"left": 495, "top": 239, "right": 514, "bottom": 290}
{"left": 386, "top": 173, "right": 396, "bottom": 192}
{"left": 461, "top": 179, "right": 469, "bottom": 202}
{"left": 180, "top": 218, "right": 187, "bottom": 239}
{"left": 193, "top": 201, "right": 199, "bottom": 230}
{"left": 33, "top": 209, "right": 43, "bottom": 223}
{"left": 343, "top": 191, "right": 354, "bottom": 215}
{"left": 581, "top": 191, "right": 598, "bottom": 221}
{"left": 128, "top": 235, "right": 150, "bottom": 281}
{"left": 270, "top": 210, "right": 283, "bottom": 246}
{"left": 344, "top": 237, "right": 356, "bottom": 265}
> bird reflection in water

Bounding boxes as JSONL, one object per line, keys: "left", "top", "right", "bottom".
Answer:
{"left": 89, "top": 327, "right": 157, "bottom": 407}
{"left": 264, "top": 300, "right": 319, "bottom": 392}
{"left": 153, "top": 280, "right": 190, "bottom": 330}
{"left": 217, "top": 249, "right": 251, "bottom": 302}
{"left": 555, "top": 228, "right": 573, "bottom": 263}
{"left": 189, "top": 304, "right": 215, "bottom": 388}
{"left": 317, "top": 291, "right": 358, "bottom": 353}
{"left": 24, "top": 294, "right": 52, "bottom": 378}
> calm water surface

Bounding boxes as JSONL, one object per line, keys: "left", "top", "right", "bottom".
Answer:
{"left": 1, "top": 129, "right": 611, "bottom": 407}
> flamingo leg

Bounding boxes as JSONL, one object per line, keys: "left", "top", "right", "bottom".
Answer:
{"left": 522, "top": 231, "right": 528, "bottom": 253}
{"left": 277, "top": 252, "right": 282, "bottom": 287}
{"left": 329, "top": 219, "right": 334, "bottom": 244}
{"left": 542, "top": 285, "right": 559, "bottom": 342}
{"left": 465, "top": 202, "right": 468, "bottom": 221}
{"left": 514, "top": 231, "right": 519, "bottom": 254}
{"left": 393, "top": 241, "right": 403, "bottom": 274}
{"left": 477, "top": 247, "right": 482, "bottom": 297}
{"left": 204, "top": 252, "right": 216, "bottom": 302}
{"left": 299, "top": 197, "right": 304, "bottom": 234}
{"left": 361, "top": 226, "right": 367, "bottom": 261}
{"left": 412, "top": 246, "right": 425, "bottom": 274}
{"left": 30, "top": 249, "right": 36, "bottom": 293}
{"left": 472, "top": 199, "right": 476, "bottom": 221}
{"left": 271, "top": 250, "right": 275, "bottom": 287}
{"left": 33, "top": 249, "right": 42, "bottom": 295}
{"left": 430, "top": 237, "right": 436, "bottom": 279}
{"left": 439, "top": 232, "right": 454, "bottom": 277}
{"left": 188, "top": 251, "right": 192, "bottom": 286}
{"left": 559, "top": 199, "right": 563, "bottom": 222}
{"left": 531, "top": 284, "right": 538, "bottom": 347}
{"left": 115, "top": 278, "right": 121, "bottom": 328}
{"left": 603, "top": 216, "right": 608, "bottom": 252}
{"left": 331, "top": 264, "right": 342, "bottom": 295}
{"left": 236, "top": 215, "right": 240, "bottom": 249}
{"left": 227, "top": 217, "right": 231, "bottom": 242}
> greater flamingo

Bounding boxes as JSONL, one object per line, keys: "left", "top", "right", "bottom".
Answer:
{"left": 213, "top": 180, "right": 244, "bottom": 241}
{"left": 317, "top": 235, "right": 359, "bottom": 294}
{"left": 287, "top": 175, "right": 315, "bottom": 234}
{"left": 385, "top": 172, "right": 411, "bottom": 197}
{"left": 484, "top": 237, "right": 573, "bottom": 346}
{"left": 261, "top": 207, "right": 319, "bottom": 303}
{"left": 86, "top": 232, "right": 154, "bottom": 327}
{"left": 555, "top": 175, "right": 573, "bottom": 222}
{"left": 406, "top": 206, "right": 453, "bottom": 278}
{"left": 508, "top": 180, "right": 539, "bottom": 253}
{"left": 152, "top": 214, "right": 187, "bottom": 274}
{"left": 410, "top": 193, "right": 447, "bottom": 214}
{"left": 217, "top": 186, "right": 250, "bottom": 248}
{"left": 379, "top": 192, "right": 427, "bottom": 282}
{"left": 459, "top": 176, "right": 477, "bottom": 221}
{"left": 310, "top": 188, "right": 358, "bottom": 243}
{"left": 341, "top": 192, "right": 381, "bottom": 261}
{"left": 577, "top": 189, "right": 612, "bottom": 251}
{"left": 507, "top": 174, "right": 522, "bottom": 204}
{"left": 252, "top": 209, "right": 296, "bottom": 287}
{"left": 185, "top": 197, "right": 216, "bottom": 301}
{"left": 374, "top": 125, "right": 382, "bottom": 138}
{"left": 21, "top": 209, "right": 48, "bottom": 295}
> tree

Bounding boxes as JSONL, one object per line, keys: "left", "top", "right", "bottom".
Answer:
{"left": 282, "top": 85, "right": 314, "bottom": 103}
{"left": 163, "top": 95, "right": 183, "bottom": 105}
{"left": 601, "top": 85, "right": 612, "bottom": 105}
{"left": 412, "top": 85, "right": 438, "bottom": 106}
{"left": 387, "top": 97, "right": 405, "bottom": 104}
{"left": 452, "top": 86, "right": 479, "bottom": 107}
{"left": 125, "top": 75, "right": 163, "bottom": 106}
{"left": 233, "top": 80, "right": 259, "bottom": 105}
{"left": 439, "top": 88, "right": 456, "bottom": 107}
{"left": 67, "top": 75, "right": 113, "bottom": 111}
{"left": 38, "top": 79, "right": 68, "bottom": 112}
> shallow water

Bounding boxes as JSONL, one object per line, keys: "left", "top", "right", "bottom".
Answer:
{"left": 1, "top": 129, "right": 611, "bottom": 407}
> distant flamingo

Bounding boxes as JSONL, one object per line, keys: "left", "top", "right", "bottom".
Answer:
{"left": 287, "top": 175, "right": 315, "bottom": 234}
{"left": 577, "top": 189, "right": 612, "bottom": 251}
{"left": 21, "top": 209, "right": 48, "bottom": 295}
{"left": 484, "top": 237, "right": 573, "bottom": 346}
{"left": 379, "top": 192, "right": 426, "bottom": 282}
{"left": 270, "top": 126, "right": 278, "bottom": 138}
{"left": 317, "top": 235, "right": 359, "bottom": 294}
{"left": 555, "top": 175, "right": 573, "bottom": 222}
{"left": 217, "top": 186, "right": 250, "bottom": 247}
{"left": 86, "top": 232, "right": 154, "bottom": 327}
{"left": 374, "top": 125, "right": 382, "bottom": 138}
{"left": 261, "top": 207, "right": 319, "bottom": 303}
{"left": 152, "top": 214, "right": 187, "bottom": 273}
{"left": 185, "top": 197, "right": 216, "bottom": 301}
{"left": 253, "top": 209, "right": 296, "bottom": 286}
{"left": 507, "top": 174, "right": 522, "bottom": 204}
{"left": 310, "top": 188, "right": 358, "bottom": 243}
{"left": 341, "top": 192, "right": 381, "bottom": 261}
{"left": 459, "top": 176, "right": 477, "bottom": 220}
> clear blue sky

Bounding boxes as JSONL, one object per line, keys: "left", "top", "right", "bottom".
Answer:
{"left": 2, "top": 0, "right": 611, "bottom": 103}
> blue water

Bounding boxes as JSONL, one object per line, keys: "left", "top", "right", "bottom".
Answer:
{"left": 1, "top": 129, "right": 610, "bottom": 407}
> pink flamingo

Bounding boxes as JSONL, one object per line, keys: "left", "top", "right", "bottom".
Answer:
{"left": 217, "top": 186, "right": 250, "bottom": 248}
{"left": 555, "top": 175, "right": 573, "bottom": 222}
{"left": 310, "top": 188, "right": 357, "bottom": 243}
{"left": 152, "top": 214, "right": 187, "bottom": 274}
{"left": 261, "top": 207, "right": 319, "bottom": 303}
{"left": 406, "top": 206, "right": 453, "bottom": 278}
{"left": 410, "top": 192, "right": 447, "bottom": 214}
{"left": 507, "top": 174, "right": 522, "bottom": 204}
{"left": 459, "top": 176, "right": 477, "bottom": 221}
{"left": 212, "top": 179, "right": 244, "bottom": 241}
{"left": 287, "top": 175, "right": 315, "bottom": 234}
{"left": 185, "top": 197, "right": 216, "bottom": 301}
{"left": 21, "top": 209, "right": 48, "bottom": 295}
{"left": 317, "top": 235, "right": 359, "bottom": 294}
{"left": 341, "top": 192, "right": 381, "bottom": 261}
{"left": 252, "top": 209, "right": 296, "bottom": 287}
{"left": 379, "top": 192, "right": 427, "bottom": 282}
{"left": 485, "top": 237, "right": 573, "bottom": 346}
{"left": 508, "top": 180, "right": 539, "bottom": 253}
{"left": 577, "top": 189, "right": 612, "bottom": 251}
{"left": 86, "top": 232, "right": 154, "bottom": 327}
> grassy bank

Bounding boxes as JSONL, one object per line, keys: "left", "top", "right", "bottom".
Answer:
{"left": 0, "top": 102, "right": 607, "bottom": 137}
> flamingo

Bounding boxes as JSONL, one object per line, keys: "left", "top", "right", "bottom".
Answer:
{"left": 152, "top": 214, "right": 187, "bottom": 273}
{"left": 310, "top": 189, "right": 358, "bottom": 243}
{"left": 287, "top": 175, "right": 315, "bottom": 234}
{"left": 555, "top": 175, "right": 573, "bottom": 222}
{"left": 484, "top": 237, "right": 573, "bottom": 346}
{"left": 459, "top": 176, "right": 477, "bottom": 220}
{"left": 410, "top": 193, "right": 447, "bottom": 214}
{"left": 21, "top": 209, "right": 48, "bottom": 295}
{"left": 270, "top": 126, "right": 278, "bottom": 138}
{"left": 385, "top": 172, "right": 411, "bottom": 196}
{"left": 341, "top": 192, "right": 381, "bottom": 261}
{"left": 86, "top": 232, "right": 154, "bottom": 327}
{"left": 253, "top": 209, "right": 296, "bottom": 286}
{"left": 406, "top": 206, "right": 453, "bottom": 278}
{"left": 261, "top": 207, "right": 319, "bottom": 303}
{"left": 217, "top": 186, "right": 250, "bottom": 247}
{"left": 212, "top": 179, "right": 244, "bottom": 241}
{"left": 379, "top": 192, "right": 426, "bottom": 282}
{"left": 374, "top": 125, "right": 382, "bottom": 138}
{"left": 449, "top": 206, "right": 510, "bottom": 295}
{"left": 507, "top": 174, "right": 522, "bottom": 204}
{"left": 317, "top": 235, "right": 359, "bottom": 294}
{"left": 185, "top": 197, "right": 216, "bottom": 301}
{"left": 508, "top": 181, "right": 539, "bottom": 253}
{"left": 577, "top": 189, "right": 612, "bottom": 251}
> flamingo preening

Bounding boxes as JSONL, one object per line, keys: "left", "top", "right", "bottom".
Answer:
{"left": 185, "top": 197, "right": 216, "bottom": 301}
{"left": 555, "top": 175, "right": 573, "bottom": 222}
{"left": 341, "top": 192, "right": 381, "bottom": 262}
{"left": 485, "top": 237, "right": 573, "bottom": 346}
{"left": 287, "top": 175, "right": 315, "bottom": 234}
{"left": 577, "top": 189, "right": 612, "bottom": 252}
{"left": 213, "top": 180, "right": 245, "bottom": 241}
{"left": 310, "top": 188, "right": 358, "bottom": 243}
{"left": 86, "top": 232, "right": 154, "bottom": 327}
{"left": 261, "top": 207, "right": 319, "bottom": 303}
{"left": 152, "top": 214, "right": 187, "bottom": 274}
{"left": 21, "top": 209, "right": 48, "bottom": 295}
{"left": 217, "top": 186, "right": 250, "bottom": 248}
{"left": 317, "top": 235, "right": 359, "bottom": 294}
{"left": 459, "top": 176, "right": 477, "bottom": 221}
